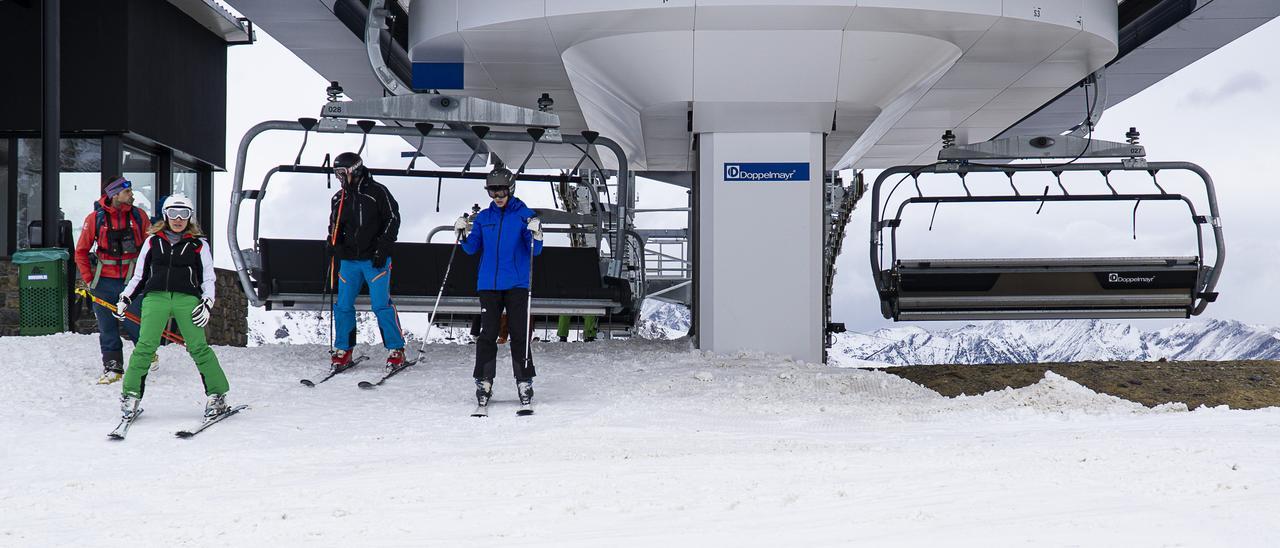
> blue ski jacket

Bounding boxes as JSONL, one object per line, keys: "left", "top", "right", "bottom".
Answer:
{"left": 461, "top": 197, "right": 543, "bottom": 291}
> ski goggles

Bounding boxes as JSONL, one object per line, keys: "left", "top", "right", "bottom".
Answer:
{"left": 485, "top": 186, "right": 511, "bottom": 198}
{"left": 104, "top": 178, "right": 132, "bottom": 197}
{"left": 164, "top": 207, "right": 194, "bottom": 220}
{"left": 334, "top": 167, "right": 354, "bottom": 177}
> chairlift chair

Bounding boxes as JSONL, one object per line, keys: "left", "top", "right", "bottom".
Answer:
{"left": 227, "top": 92, "right": 644, "bottom": 330}
{"left": 870, "top": 132, "right": 1225, "bottom": 321}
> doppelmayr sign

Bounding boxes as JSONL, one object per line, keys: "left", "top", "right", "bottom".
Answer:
{"left": 724, "top": 162, "right": 811, "bottom": 182}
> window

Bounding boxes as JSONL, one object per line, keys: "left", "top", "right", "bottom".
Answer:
{"left": 122, "top": 145, "right": 158, "bottom": 217}
{"left": 60, "top": 139, "right": 104, "bottom": 244}
{"left": 0, "top": 138, "right": 8, "bottom": 256}
{"left": 15, "top": 139, "right": 40, "bottom": 250}
{"left": 14, "top": 139, "right": 103, "bottom": 249}
{"left": 172, "top": 160, "right": 199, "bottom": 213}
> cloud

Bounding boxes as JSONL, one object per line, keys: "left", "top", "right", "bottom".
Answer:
{"left": 1180, "top": 70, "right": 1270, "bottom": 106}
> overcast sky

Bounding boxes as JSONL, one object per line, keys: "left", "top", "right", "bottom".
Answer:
{"left": 215, "top": 17, "right": 1280, "bottom": 333}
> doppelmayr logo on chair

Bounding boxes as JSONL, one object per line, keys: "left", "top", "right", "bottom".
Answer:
{"left": 1108, "top": 273, "right": 1156, "bottom": 284}
{"left": 724, "top": 162, "right": 810, "bottom": 182}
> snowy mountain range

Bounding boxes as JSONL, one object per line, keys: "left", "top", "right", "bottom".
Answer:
{"left": 831, "top": 319, "right": 1280, "bottom": 366}
{"left": 633, "top": 298, "right": 692, "bottom": 340}
{"left": 250, "top": 303, "right": 1278, "bottom": 367}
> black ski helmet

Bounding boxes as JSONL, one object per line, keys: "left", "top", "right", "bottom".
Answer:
{"left": 333, "top": 152, "right": 367, "bottom": 183}
{"left": 485, "top": 166, "right": 515, "bottom": 193}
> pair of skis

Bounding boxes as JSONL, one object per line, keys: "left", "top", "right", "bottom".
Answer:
{"left": 299, "top": 356, "right": 370, "bottom": 386}
{"left": 302, "top": 358, "right": 532, "bottom": 416}
{"left": 471, "top": 401, "right": 534, "bottom": 418}
{"left": 297, "top": 355, "right": 418, "bottom": 388}
{"left": 107, "top": 405, "right": 249, "bottom": 441}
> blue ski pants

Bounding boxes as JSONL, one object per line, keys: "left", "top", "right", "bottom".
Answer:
{"left": 90, "top": 276, "right": 142, "bottom": 361}
{"left": 333, "top": 259, "right": 405, "bottom": 351}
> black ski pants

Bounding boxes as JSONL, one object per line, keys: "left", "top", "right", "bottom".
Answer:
{"left": 474, "top": 288, "right": 535, "bottom": 382}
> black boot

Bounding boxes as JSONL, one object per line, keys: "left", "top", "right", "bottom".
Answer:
{"left": 517, "top": 380, "right": 534, "bottom": 406}
{"left": 474, "top": 378, "right": 493, "bottom": 407}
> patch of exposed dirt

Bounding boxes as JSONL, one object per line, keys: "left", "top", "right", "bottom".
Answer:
{"left": 881, "top": 361, "right": 1280, "bottom": 410}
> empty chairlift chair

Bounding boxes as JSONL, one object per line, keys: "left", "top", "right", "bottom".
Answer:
{"left": 869, "top": 133, "right": 1225, "bottom": 321}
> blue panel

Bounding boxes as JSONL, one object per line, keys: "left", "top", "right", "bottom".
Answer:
{"left": 412, "top": 62, "right": 465, "bottom": 90}
{"left": 723, "top": 162, "right": 811, "bottom": 182}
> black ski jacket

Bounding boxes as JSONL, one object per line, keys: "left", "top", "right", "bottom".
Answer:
{"left": 328, "top": 176, "right": 401, "bottom": 261}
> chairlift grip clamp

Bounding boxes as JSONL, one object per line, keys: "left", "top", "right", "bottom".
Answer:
{"left": 317, "top": 117, "right": 346, "bottom": 133}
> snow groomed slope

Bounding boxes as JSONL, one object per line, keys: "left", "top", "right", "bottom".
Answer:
{"left": 3, "top": 333, "right": 1278, "bottom": 545}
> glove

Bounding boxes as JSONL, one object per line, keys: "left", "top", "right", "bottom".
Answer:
{"left": 372, "top": 239, "right": 393, "bottom": 269}
{"left": 192, "top": 297, "right": 214, "bottom": 328}
{"left": 75, "top": 279, "right": 90, "bottom": 293}
{"left": 453, "top": 214, "right": 472, "bottom": 239}
{"left": 527, "top": 217, "right": 543, "bottom": 241}
{"left": 114, "top": 295, "right": 130, "bottom": 320}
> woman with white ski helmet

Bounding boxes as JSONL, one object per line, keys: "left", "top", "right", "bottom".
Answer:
{"left": 115, "top": 195, "right": 231, "bottom": 422}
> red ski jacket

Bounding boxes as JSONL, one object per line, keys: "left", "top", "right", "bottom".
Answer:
{"left": 73, "top": 197, "right": 150, "bottom": 285}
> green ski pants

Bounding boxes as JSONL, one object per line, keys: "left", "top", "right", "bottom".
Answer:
{"left": 556, "top": 315, "right": 598, "bottom": 340}
{"left": 122, "top": 291, "right": 228, "bottom": 398}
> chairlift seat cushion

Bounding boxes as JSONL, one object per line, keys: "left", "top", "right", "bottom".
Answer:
{"left": 886, "top": 256, "right": 1201, "bottom": 319}
{"left": 258, "top": 238, "right": 625, "bottom": 302}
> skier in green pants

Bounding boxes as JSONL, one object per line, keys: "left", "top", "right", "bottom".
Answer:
{"left": 114, "top": 195, "right": 230, "bottom": 421}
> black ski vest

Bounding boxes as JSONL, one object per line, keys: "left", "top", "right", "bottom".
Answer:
{"left": 135, "top": 234, "right": 207, "bottom": 299}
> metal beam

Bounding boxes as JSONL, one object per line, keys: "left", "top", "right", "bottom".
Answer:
{"left": 321, "top": 94, "right": 560, "bottom": 130}
{"left": 41, "top": 0, "right": 60, "bottom": 248}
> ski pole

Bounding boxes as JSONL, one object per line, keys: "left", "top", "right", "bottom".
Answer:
{"left": 524, "top": 223, "right": 536, "bottom": 371}
{"left": 74, "top": 288, "right": 185, "bottom": 345}
{"left": 416, "top": 225, "right": 465, "bottom": 358}
{"left": 327, "top": 190, "right": 347, "bottom": 354}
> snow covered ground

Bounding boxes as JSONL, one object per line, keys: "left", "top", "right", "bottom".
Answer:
{"left": 3, "top": 333, "right": 1278, "bottom": 546}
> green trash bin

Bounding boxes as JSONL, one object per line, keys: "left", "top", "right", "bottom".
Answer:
{"left": 13, "top": 248, "right": 71, "bottom": 336}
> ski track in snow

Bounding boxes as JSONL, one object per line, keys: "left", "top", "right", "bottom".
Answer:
{"left": 2, "top": 333, "right": 1279, "bottom": 546}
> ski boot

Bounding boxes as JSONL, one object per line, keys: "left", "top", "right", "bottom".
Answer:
{"left": 204, "top": 393, "right": 229, "bottom": 419}
{"left": 120, "top": 394, "right": 142, "bottom": 420}
{"left": 150, "top": 353, "right": 160, "bottom": 372}
{"left": 517, "top": 380, "right": 534, "bottom": 404}
{"left": 472, "top": 378, "right": 493, "bottom": 417}
{"left": 97, "top": 359, "right": 124, "bottom": 385}
{"left": 475, "top": 378, "right": 493, "bottom": 407}
{"left": 516, "top": 380, "right": 534, "bottom": 416}
{"left": 331, "top": 349, "right": 354, "bottom": 372}
{"left": 386, "top": 348, "right": 406, "bottom": 372}
{"left": 558, "top": 335, "right": 568, "bottom": 342}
